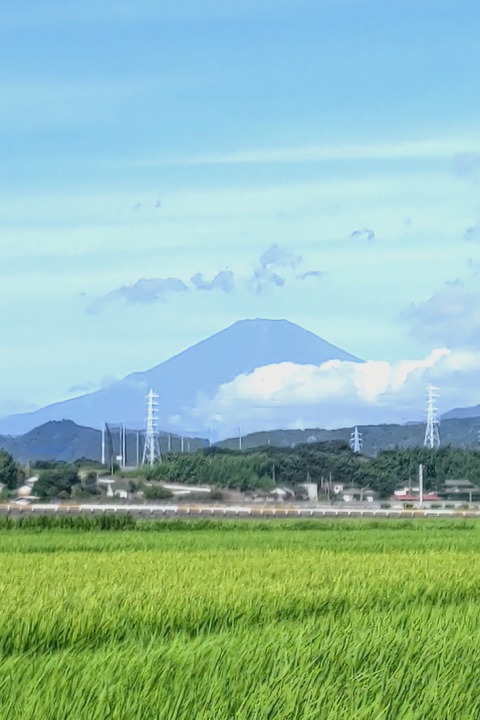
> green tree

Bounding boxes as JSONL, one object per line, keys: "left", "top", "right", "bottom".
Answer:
{"left": 0, "top": 449, "right": 23, "bottom": 490}
{"left": 143, "top": 484, "right": 174, "bottom": 500}
{"left": 34, "top": 466, "right": 80, "bottom": 498}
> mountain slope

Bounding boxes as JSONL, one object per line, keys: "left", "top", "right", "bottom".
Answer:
{"left": 442, "top": 404, "right": 480, "bottom": 420}
{"left": 220, "top": 417, "right": 480, "bottom": 454}
{"left": 0, "top": 319, "right": 362, "bottom": 436}
{"left": 3, "top": 415, "right": 480, "bottom": 464}
{"left": 0, "top": 420, "right": 101, "bottom": 464}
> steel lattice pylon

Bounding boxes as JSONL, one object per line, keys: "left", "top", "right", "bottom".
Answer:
{"left": 424, "top": 384, "right": 441, "bottom": 449}
{"left": 350, "top": 426, "right": 363, "bottom": 454}
{"left": 142, "top": 389, "right": 162, "bottom": 466}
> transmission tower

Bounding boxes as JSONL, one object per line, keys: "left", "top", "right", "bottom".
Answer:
{"left": 350, "top": 426, "right": 363, "bottom": 454}
{"left": 142, "top": 389, "right": 162, "bottom": 466}
{"left": 424, "top": 384, "right": 441, "bottom": 449}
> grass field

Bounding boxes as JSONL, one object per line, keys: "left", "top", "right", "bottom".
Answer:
{"left": 1, "top": 519, "right": 480, "bottom": 718}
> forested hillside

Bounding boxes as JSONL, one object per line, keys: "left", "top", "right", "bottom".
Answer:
{"left": 140, "top": 443, "right": 480, "bottom": 498}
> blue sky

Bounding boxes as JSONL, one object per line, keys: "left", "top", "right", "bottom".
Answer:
{"left": 2, "top": 0, "right": 480, "bottom": 423}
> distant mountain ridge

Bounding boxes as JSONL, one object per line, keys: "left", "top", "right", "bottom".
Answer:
{"left": 220, "top": 417, "right": 480, "bottom": 454}
{"left": 442, "top": 404, "right": 480, "bottom": 420}
{"left": 0, "top": 421, "right": 101, "bottom": 464}
{"left": 0, "top": 420, "right": 205, "bottom": 464}
{"left": 0, "top": 319, "right": 363, "bottom": 436}
{"left": 3, "top": 416, "right": 480, "bottom": 464}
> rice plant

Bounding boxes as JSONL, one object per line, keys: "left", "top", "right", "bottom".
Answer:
{"left": 0, "top": 522, "right": 479, "bottom": 718}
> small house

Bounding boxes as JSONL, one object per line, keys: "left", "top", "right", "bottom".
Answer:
{"left": 392, "top": 491, "right": 441, "bottom": 506}
{"left": 269, "top": 487, "right": 295, "bottom": 501}
{"left": 341, "top": 487, "right": 377, "bottom": 503}
{"left": 440, "top": 479, "right": 480, "bottom": 503}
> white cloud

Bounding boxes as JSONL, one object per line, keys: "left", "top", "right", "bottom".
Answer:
{"left": 183, "top": 348, "right": 480, "bottom": 437}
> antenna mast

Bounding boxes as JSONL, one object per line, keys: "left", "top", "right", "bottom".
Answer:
{"left": 142, "top": 389, "right": 162, "bottom": 466}
{"left": 424, "top": 384, "right": 441, "bottom": 449}
{"left": 350, "top": 426, "right": 363, "bottom": 454}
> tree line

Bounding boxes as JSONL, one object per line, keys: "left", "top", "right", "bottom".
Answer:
{"left": 142, "top": 442, "right": 480, "bottom": 497}
{"left": 2, "top": 442, "right": 480, "bottom": 499}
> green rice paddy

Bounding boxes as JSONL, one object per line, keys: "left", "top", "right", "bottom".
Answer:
{"left": 0, "top": 519, "right": 479, "bottom": 718}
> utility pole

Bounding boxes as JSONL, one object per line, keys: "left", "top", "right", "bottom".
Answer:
{"left": 419, "top": 464, "right": 424, "bottom": 507}
{"left": 118, "top": 425, "right": 123, "bottom": 468}
{"left": 101, "top": 427, "right": 105, "bottom": 466}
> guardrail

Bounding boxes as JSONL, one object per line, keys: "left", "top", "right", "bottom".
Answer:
{"left": 1, "top": 503, "right": 480, "bottom": 519}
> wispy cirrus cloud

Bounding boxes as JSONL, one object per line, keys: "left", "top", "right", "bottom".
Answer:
{"left": 3, "top": 0, "right": 323, "bottom": 27}
{"left": 259, "top": 244, "right": 301, "bottom": 268}
{"left": 191, "top": 270, "right": 235, "bottom": 292}
{"left": 248, "top": 243, "right": 303, "bottom": 294}
{"left": 87, "top": 272, "right": 232, "bottom": 313}
{"left": 464, "top": 223, "right": 480, "bottom": 242}
{"left": 144, "top": 138, "right": 480, "bottom": 169}
{"left": 110, "top": 277, "right": 188, "bottom": 303}
{"left": 467, "top": 258, "right": 480, "bottom": 274}
{"left": 453, "top": 152, "right": 480, "bottom": 182}
{"left": 87, "top": 243, "right": 326, "bottom": 312}
{"left": 406, "top": 284, "right": 480, "bottom": 349}
{"left": 87, "top": 276, "right": 188, "bottom": 313}
{"left": 296, "top": 270, "right": 327, "bottom": 280}
{"left": 350, "top": 228, "right": 375, "bottom": 242}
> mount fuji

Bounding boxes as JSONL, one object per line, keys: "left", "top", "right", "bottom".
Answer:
{"left": 0, "top": 318, "right": 363, "bottom": 436}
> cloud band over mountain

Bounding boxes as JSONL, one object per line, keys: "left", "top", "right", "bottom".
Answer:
{"left": 186, "top": 347, "right": 480, "bottom": 437}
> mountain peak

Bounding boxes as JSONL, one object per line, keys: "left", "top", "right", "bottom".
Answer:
{"left": 0, "top": 318, "right": 362, "bottom": 435}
